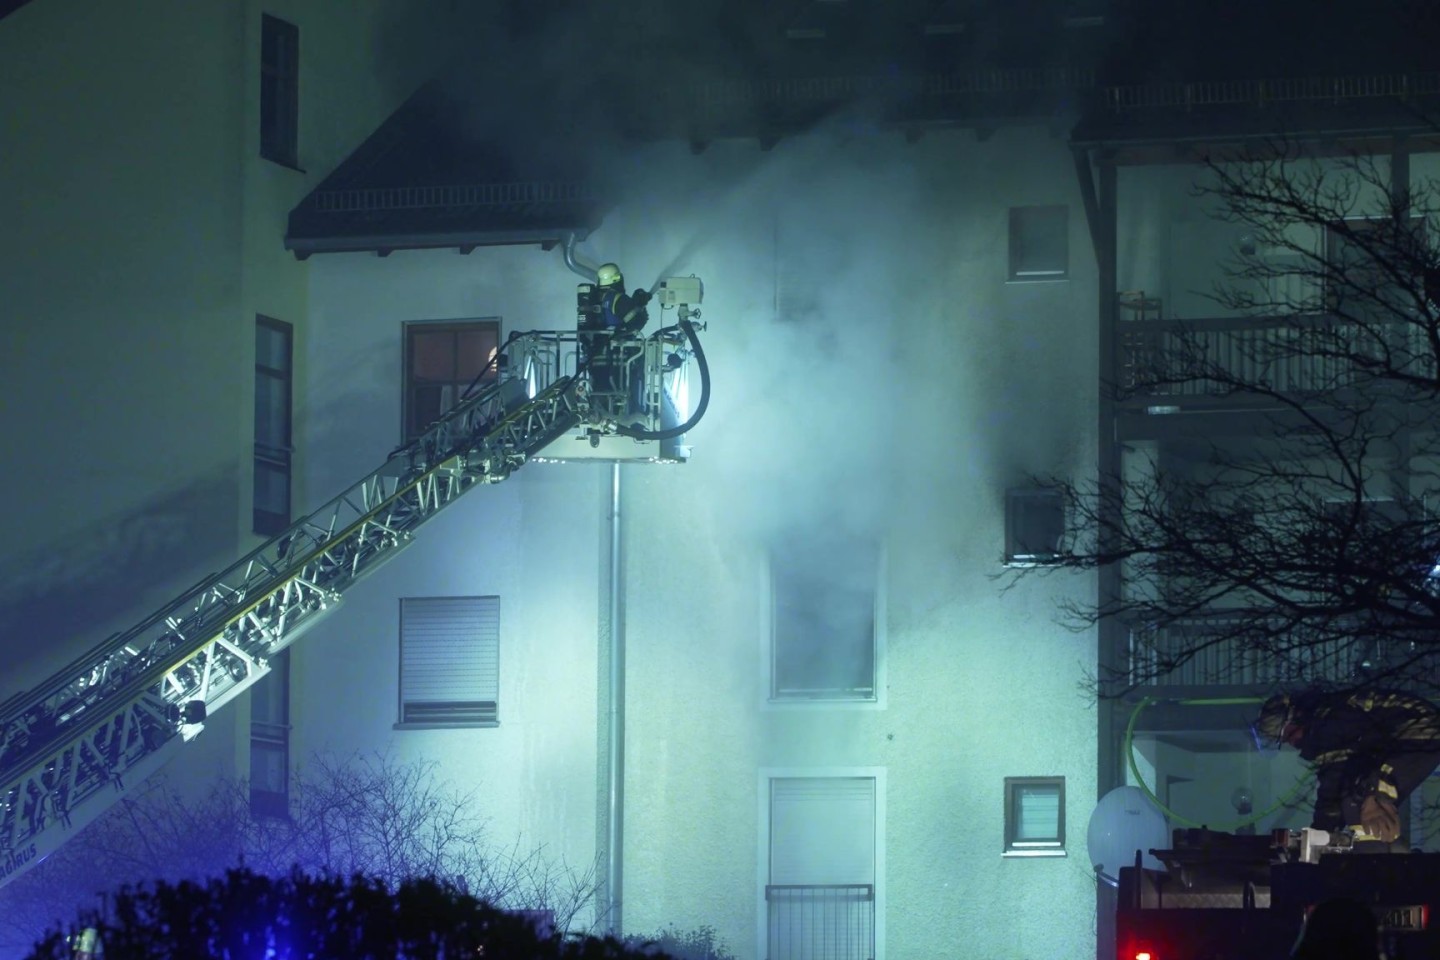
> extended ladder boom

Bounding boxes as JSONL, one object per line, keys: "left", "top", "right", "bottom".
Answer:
{"left": 0, "top": 330, "right": 597, "bottom": 886}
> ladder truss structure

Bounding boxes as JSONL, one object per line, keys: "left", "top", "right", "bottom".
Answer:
{"left": 0, "top": 302, "right": 705, "bottom": 887}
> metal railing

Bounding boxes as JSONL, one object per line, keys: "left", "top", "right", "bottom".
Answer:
{"left": 306, "top": 181, "right": 595, "bottom": 214}
{"left": 766, "top": 884, "right": 874, "bottom": 960}
{"left": 1117, "top": 312, "right": 1434, "bottom": 400}
{"left": 1126, "top": 616, "right": 1440, "bottom": 688}
{"left": 1104, "top": 72, "right": 1440, "bottom": 112}
{"left": 695, "top": 66, "right": 1094, "bottom": 109}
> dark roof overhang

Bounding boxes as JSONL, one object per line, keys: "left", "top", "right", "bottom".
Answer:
{"left": 285, "top": 181, "right": 604, "bottom": 260}
{"left": 1070, "top": 73, "right": 1440, "bottom": 163}
{"left": 285, "top": 80, "right": 607, "bottom": 258}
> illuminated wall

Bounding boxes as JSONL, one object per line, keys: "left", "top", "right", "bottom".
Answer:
{"left": 299, "top": 122, "right": 1100, "bottom": 958}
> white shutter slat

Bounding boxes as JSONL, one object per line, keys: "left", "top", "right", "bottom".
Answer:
{"left": 1016, "top": 786, "right": 1060, "bottom": 841}
{"left": 400, "top": 596, "right": 500, "bottom": 724}
{"left": 770, "top": 777, "right": 875, "bottom": 885}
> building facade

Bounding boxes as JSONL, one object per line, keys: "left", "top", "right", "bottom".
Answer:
{"left": 8, "top": 1, "right": 1439, "bottom": 958}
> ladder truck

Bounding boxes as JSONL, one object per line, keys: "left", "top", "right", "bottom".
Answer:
{"left": 1117, "top": 826, "right": 1440, "bottom": 959}
{"left": 0, "top": 276, "right": 707, "bottom": 890}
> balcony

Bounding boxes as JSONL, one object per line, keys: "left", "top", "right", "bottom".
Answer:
{"left": 1115, "top": 308, "right": 1433, "bottom": 416}
{"left": 766, "top": 884, "right": 875, "bottom": 960}
{"left": 1125, "top": 614, "right": 1440, "bottom": 691}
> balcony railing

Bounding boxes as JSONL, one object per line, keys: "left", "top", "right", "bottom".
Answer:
{"left": 1117, "top": 312, "right": 1433, "bottom": 403}
{"left": 1126, "top": 615, "right": 1439, "bottom": 689}
{"left": 1104, "top": 72, "right": 1440, "bottom": 113}
{"left": 766, "top": 884, "right": 875, "bottom": 960}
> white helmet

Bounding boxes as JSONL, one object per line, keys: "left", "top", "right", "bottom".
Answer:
{"left": 596, "top": 263, "right": 623, "bottom": 288}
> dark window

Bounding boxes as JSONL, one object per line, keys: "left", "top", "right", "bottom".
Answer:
{"left": 1005, "top": 488, "right": 1065, "bottom": 566}
{"left": 1003, "top": 776, "right": 1065, "bottom": 857}
{"left": 1324, "top": 217, "right": 1423, "bottom": 320}
{"left": 254, "top": 316, "right": 292, "bottom": 536}
{"left": 249, "top": 651, "right": 290, "bottom": 819}
{"left": 1008, "top": 205, "right": 1068, "bottom": 281}
{"left": 260, "top": 14, "right": 299, "bottom": 167}
{"left": 402, "top": 319, "right": 500, "bottom": 440}
{"left": 771, "top": 538, "right": 878, "bottom": 702}
{"left": 398, "top": 596, "right": 500, "bottom": 727}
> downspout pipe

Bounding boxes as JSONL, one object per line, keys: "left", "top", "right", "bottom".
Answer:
{"left": 564, "top": 232, "right": 600, "bottom": 283}
{"left": 606, "top": 462, "right": 625, "bottom": 933}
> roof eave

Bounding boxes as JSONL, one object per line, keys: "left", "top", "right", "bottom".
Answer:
{"left": 283, "top": 226, "right": 595, "bottom": 260}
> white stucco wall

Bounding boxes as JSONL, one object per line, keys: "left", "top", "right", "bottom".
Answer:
{"left": 295, "top": 122, "right": 1099, "bottom": 958}
{"left": 611, "top": 126, "right": 1099, "bottom": 960}
{"left": 296, "top": 244, "right": 609, "bottom": 908}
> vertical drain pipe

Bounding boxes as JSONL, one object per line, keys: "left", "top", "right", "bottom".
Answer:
{"left": 606, "top": 461, "right": 625, "bottom": 934}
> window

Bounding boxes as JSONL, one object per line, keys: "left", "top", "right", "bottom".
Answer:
{"left": 254, "top": 316, "right": 292, "bottom": 536}
{"left": 260, "top": 14, "right": 299, "bottom": 166}
{"left": 398, "top": 596, "right": 500, "bottom": 727}
{"left": 1004, "top": 487, "right": 1064, "bottom": 566}
{"left": 766, "top": 776, "right": 877, "bottom": 960}
{"left": 1003, "top": 776, "right": 1065, "bottom": 857}
{"left": 402, "top": 319, "right": 500, "bottom": 441}
{"left": 1008, "top": 205, "right": 1068, "bottom": 281}
{"left": 769, "top": 538, "right": 880, "bottom": 702}
{"left": 249, "top": 651, "right": 290, "bottom": 819}
{"left": 1324, "top": 216, "right": 1422, "bottom": 320}
{"left": 774, "top": 214, "right": 823, "bottom": 324}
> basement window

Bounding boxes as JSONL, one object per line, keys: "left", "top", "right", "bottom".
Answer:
{"left": 1004, "top": 776, "right": 1066, "bottom": 857}
{"left": 1004, "top": 488, "right": 1064, "bottom": 567}
{"left": 1008, "top": 205, "right": 1068, "bottom": 281}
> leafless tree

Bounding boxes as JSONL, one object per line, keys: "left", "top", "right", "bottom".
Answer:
{"left": 0, "top": 752, "right": 601, "bottom": 956}
{"left": 1019, "top": 139, "right": 1440, "bottom": 699}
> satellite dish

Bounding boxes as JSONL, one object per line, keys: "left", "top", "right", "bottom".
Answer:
{"left": 1086, "top": 785, "right": 1168, "bottom": 886}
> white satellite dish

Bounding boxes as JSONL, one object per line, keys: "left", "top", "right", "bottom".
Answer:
{"left": 1086, "top": 785, "right": 1169, "bottom": 886}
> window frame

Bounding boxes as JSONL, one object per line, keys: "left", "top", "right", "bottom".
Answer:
{"left": 397, "top": 595, "right": 501, "bottom": 729}
{"left": 401, "top": 318, "right": 502, "bottom": 443}
{"left": 759, "top": 767, "right": 887, "bottom": 960}
{"left": 259, "top": 13, "right": 300, "bottom": 168}
{"left": 253, "top": 315, "right": 293, "bottom": 536}
{"left": 1003, "top": 775, "right": 1066, "bottom": 858}
{"left": 763, "top": 540, "right": 886, "bottom": 709}
{"left": 1007, "top": 204, "right": 1069, "bottom": 282}
{"left": 249, "top": 651, "right": 290, "bottom": 819}
{"left": 1004, "top": 487, "right": 1065, "bottom": 567}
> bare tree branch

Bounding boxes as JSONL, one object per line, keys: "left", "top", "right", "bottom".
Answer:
{"left": 1010, "top": 139, "right": 1440, "bottom": 702}
{"left": 0, "top": 752, "right": 601, "bottom": 956}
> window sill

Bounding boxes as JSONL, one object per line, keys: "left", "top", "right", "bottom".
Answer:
{"left": 1005, "top": 275, "right": 1069, "bottom": 284}
{"left": 261, "top": 155, "right": 307, "bottom": 174}
{"left": 394, "top": 721, "right": 499, "bottom": 731}
{"left": 1002, "top": 849, "right": 1067, "bottom": 859}
{"left": 765, "top": 696, "right": 885, "bottom": 712}
{"left": 1002, "top": 556, "right": 1063, "bottom": 569}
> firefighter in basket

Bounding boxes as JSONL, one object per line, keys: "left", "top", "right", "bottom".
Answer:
{"left": 1252, "top": 687, "right": 1440, "bottom": 847}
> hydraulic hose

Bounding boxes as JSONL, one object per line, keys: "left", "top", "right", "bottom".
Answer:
{"left": 1124, "top": 695, "right": 1313, "bottom": 831}
{"left": 616, "top": 317, "right": 710, "bottom": 441}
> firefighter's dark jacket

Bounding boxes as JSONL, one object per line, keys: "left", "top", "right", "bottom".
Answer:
{"left": 600, "top": 289, "right": 648, "bottom": 334}
{"left": 1292, "top": 689, "right": 1440, "bottom": 830}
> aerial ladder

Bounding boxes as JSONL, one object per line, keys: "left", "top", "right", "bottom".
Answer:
{"left": 0, "top": 276, "right": 707, "bottom": 889}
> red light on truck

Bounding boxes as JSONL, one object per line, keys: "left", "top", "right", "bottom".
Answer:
{"left": 1134, "top": 953, "right": 1153, "bottom": 960}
